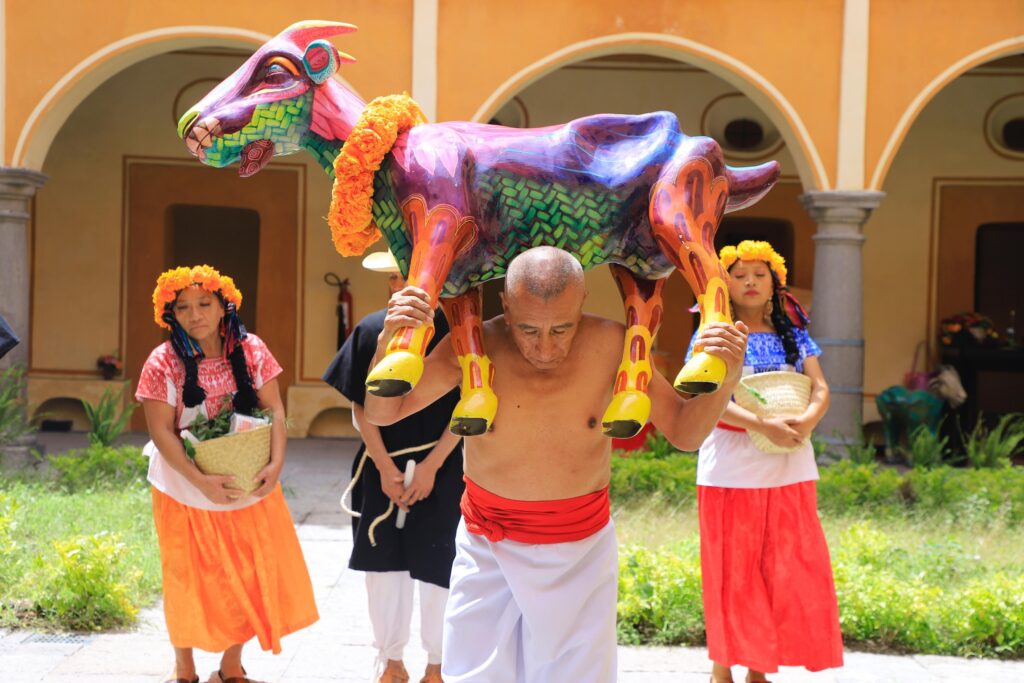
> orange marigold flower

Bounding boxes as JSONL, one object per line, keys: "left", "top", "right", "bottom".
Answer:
{"left": 720, "top": 240, "right": 788, "bottom": 286}
{"left": 327, "top": 94, "right": 426, "bottom": 258}
{"left": 152, "top": 264, "right": 244, "bottom": 329}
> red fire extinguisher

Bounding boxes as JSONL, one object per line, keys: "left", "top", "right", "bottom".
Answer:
{"left": 324, "top": 272, "right": 354, "bottom": 349}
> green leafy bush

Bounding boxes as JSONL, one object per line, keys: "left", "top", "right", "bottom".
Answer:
{"left": 617, "top": 538, "right": 704, "bottom": 646}
{"left": 47, "top": 443, "right": 147, "bottom": 493}
{"left": 82, "top": 389, "right": 136, "bottom": 448}
{"left": 0, "top": 493, "right": 20, "bottom": 591}
{"left": 903, "top": 423, "right": 953, "bottom": 469}
{"left": 0, "top": 367, "right": 34, "bottom": 448}
{"left": 617, "top": 521, "right": 1024, "bottom": 657}
{"left": 610, "top": 449, "right": 697, "bottom": 507}
{"left": 961, "top": 413, "right": 1024, "bottom": 469}
{"left": 34, "top": 531, "right": 141, "bottom": 630}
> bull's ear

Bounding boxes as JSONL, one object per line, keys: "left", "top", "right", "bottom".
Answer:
{"left": 302, "top": 39, "right": 355, "bottom": 84}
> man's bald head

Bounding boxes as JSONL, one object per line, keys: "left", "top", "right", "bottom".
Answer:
{"left": 505, "top": 247, "right": 585, "bottom": 302}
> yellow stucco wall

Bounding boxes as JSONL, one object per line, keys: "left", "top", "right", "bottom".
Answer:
{"left": 5, "top": 0, "right": 412, "bottom": 168}
{"left": 866, "top": 0, "right": 1024, "bottom": 189}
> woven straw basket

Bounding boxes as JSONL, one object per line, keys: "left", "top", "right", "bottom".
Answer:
{"left": 193, "top": 424, "right": 272, "bottom": 493}
{"left": 734, "top": 371, "right": 812, "bottom": 454}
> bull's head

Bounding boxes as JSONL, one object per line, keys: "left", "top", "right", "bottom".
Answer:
{"left": 177, "top": 20, "right": 362, "bottom": 177}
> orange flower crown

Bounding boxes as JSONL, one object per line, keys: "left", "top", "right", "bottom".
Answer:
{"left": 152, "top": 265, "right": 243, "bottom": 329}
{"left": 719, "top": 240, "right": 788, "bottom": 286}
{"left": 327, "top": 94, "right": 427, "bottom": 257}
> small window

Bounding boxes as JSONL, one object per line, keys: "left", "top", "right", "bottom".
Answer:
{"left": 723, "top": 119, "right": 765, "bottom": 151}
{"left": 1002, "top": 118, "right": 1024, "bottom": 152}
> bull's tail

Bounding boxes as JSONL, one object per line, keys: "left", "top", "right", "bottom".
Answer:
{"left": 725, "top": 161, "right": 781, "bottom": 213}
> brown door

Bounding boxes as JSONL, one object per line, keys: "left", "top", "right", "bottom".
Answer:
{"left": 125, "top": 161, "right": 299, "bottom": 429}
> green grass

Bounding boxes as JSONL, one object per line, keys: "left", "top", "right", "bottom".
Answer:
{"left": 0, "top": 476, "right": 160, "bottom": 630}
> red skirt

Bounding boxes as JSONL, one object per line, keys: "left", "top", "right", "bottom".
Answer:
{"left": 698, "top": 482, "right": 843, "bottom": 673}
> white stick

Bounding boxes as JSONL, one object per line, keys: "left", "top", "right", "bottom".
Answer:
{"left": 395, "top": 459, "right": 416, "bottom": 529}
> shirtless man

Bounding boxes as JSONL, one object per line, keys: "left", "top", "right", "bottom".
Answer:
{"left": 365, "top": 247, "right": 748, "bottom": 683}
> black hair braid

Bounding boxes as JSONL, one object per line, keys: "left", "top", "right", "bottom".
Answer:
{"left": 221, "top": 301, "right": 259, "bottom": 416}
{"left": 162, "top": 310, "right": 207, "bottom": 408}
{"left": 768, "top": 270, "right": 801, "bottom": 367}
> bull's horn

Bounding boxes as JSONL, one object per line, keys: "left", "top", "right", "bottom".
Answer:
{"left": 724, "top": 160, "right": 781, "bottom": 213}
{"left": 281, "top": 20, "right": 358, "bottom": 49}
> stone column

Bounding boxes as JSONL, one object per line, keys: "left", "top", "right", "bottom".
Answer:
{"left": 0, "top": 168, "right": 47, "bottom": 464}
{"left": 799, "top": 190, "right": 884, "bottom": 446}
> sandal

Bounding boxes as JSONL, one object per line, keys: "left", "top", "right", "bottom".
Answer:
{"left": 218, "top": 671, "right": 251, "bottom": 683}
{"left": 166, "top": 678, "right": 199, "bottom": 683}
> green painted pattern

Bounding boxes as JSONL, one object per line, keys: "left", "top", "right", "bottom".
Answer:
{"left": 370, "top": 157, "right": 413, "bottom": 276}
{"left": 204, "top": 92, "right": 314, "bottom": 167}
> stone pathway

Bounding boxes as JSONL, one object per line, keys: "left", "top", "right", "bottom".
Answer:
{"left": 2, "top": 436, "right": 1022, "bottom": 682}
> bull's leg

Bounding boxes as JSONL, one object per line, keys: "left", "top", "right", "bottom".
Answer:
{"left": 440, "top": 289, "right": 498, "bottom": 436}
{"left": 366, "top": 198, "right": 478, "bottom": 397}
{"left": 649, "top": 154, "right": 732, "bottom": 394}
{"left": 601, "top": 265, "right": 667, "bottom": 438}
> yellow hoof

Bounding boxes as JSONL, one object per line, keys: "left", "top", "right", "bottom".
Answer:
{"left": 449, "top": 389, "right": 498, "bottom": 437}
{"left": 365, "top": 351, "right": 424, "bottom": 397}
{"left": 674, "top": 352, "right": 726, "bottom": 395}
{"left": 601, "top": 390, "right": 652, "bottom": 438}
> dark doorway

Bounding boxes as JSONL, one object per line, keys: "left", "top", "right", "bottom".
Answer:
{"left": 169, "top": 205, "right": 261, "bottom": 332}
{"left": 975, "top": 222, "right": 1023, "bottom": 333}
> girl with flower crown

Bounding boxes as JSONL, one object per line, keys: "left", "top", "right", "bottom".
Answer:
{"left": 136, "top": 265, "right": 318, "bottom": 683}
{"left": 687, "top": 241, "right": 843, "bottom": 683}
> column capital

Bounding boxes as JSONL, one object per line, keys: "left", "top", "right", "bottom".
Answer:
{"left": 0, "top": 166, "right": 48, "bottom": 192}
{"left": 799, "top": 190, "right": 885, "bottom": 225}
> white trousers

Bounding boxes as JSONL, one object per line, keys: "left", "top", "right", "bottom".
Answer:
{"left": 442, "top": 519, "right": 618, "bottom": 683}
{"left": 365, "top": 571, "right": 448, "bottom": 665}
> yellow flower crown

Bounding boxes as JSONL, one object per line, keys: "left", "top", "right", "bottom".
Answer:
{"left": 719, "top": 240, "right": 788, "bottom": 286}
{"left": 327, "top": 94, "right": 427, "bottom": 257}
{"left": 152, "top": 265, "right": 243, "bottom": 329}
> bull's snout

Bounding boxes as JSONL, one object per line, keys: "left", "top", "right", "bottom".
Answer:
{"left": 177, "top": 109, "right": 200, "bottom": 140}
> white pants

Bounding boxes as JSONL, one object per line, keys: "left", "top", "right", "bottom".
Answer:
{"left": 442, "top": 519, "right": 618, "bottom": 683}
{"left": 366, "top": 571, "right": 448, "bottom": 665}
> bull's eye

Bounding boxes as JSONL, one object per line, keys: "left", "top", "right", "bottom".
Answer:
{"left": 264, "top": 63, "right": 294, "bottom": 86}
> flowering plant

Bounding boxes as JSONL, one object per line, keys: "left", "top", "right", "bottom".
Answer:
{"left": 96, "top": 352, "right": 122, "bottom": 379}
{"left": 939, "top": 312, "right": 1002, "bottom": 347}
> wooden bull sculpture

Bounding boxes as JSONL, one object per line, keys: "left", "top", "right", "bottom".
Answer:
{"left": 178, "top": 20, "right": 780, "bottom": 438}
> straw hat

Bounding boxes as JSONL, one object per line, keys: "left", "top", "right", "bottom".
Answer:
{"left": 361, "top": 251, "right": 400, "bottom": 273}
{"left": 733, "top": 371, "right": 812, "bottom": 454}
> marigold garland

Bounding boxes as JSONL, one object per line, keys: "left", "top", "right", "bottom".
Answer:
{"left": 152, "top": 264, "right": 243, "bottom": 329}
{"left": 719, "top": 240, "right": 788, "bottom": 286}
{"left": 328, "top": 94, "right": 427, "bottom": 257}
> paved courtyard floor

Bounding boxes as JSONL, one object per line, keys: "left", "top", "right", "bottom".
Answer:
{"left": 2, "top": 435, "right": 1022, "bottom": 682}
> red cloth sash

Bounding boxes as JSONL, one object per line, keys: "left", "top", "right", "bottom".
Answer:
{"left": 717, "top": 421, "right": 746, "bottom": 433}
{"left": 461, "top": 476, "right": 610, "bottom": 544}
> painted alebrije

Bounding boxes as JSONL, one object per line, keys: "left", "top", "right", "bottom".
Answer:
{"left": 178, "top": 20, "right": 781, "bottom": 438}
{"left": 303, "top": 39, "right": 339, "bottom": 84}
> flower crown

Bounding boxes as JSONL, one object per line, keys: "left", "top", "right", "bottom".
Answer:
{"left": 152, "top": 265, "right": 243, "bottom": 329}
{"left": 719, "top": 240, "right": 788, "bottom": 286}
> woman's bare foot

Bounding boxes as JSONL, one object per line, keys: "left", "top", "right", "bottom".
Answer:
{"left": 745, "top": 671, "right": 771, "bottom": 683}
{"left": 711, "top": 661, "right": 734, "bottom": 683}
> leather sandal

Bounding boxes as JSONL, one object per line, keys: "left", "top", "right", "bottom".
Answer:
{"left": 166, "top": 678, "right": 199, "bottom": 683}
{"left": 218, "top": 670, "right": 251, "bottom": 683}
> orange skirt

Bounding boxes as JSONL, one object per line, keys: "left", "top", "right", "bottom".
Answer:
{"left": 152, "top": 485, "right": 319, "bottom": 654}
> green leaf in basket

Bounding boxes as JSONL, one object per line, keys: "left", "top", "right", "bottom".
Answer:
{"left": 182, "top": 439, "right": 196, "bottom": 460}
{"left": 743, "top": 384, "right": 769, "bottom": 406}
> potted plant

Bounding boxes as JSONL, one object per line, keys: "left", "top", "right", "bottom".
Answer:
{"left": 96, "top": 352, "right": 123, "bottom": 380}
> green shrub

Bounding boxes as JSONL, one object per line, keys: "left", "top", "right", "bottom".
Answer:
{"left": 0, "top": 493, "right": 20, "bottom": 591}
{"left": 814, "top": 460, "right": 907, "bottom": 514}
{"left": 961, "top": 413, "right": 1024, "bottom": 469}
{"left": 34, "top": 531, "right": 141, "bottom": 630}
{"left": 82, "top": 390, "right": 136, "bottom": 448}
{"left": 616, "top": 520, "right": 1024, "bottom": 657}
{"left": 610, "top": 451, "right": 697, "bottom": 507}
{"left": 903, "top": 423, "right": 952, "bottom": 469}
{"left": 48, "top": 443, "right": 147, "bottom": 493}
{"left": 0, "top": 366, "right": 34, "bottom": 448}
{"left": 617, "top": 539, "right": 704, "bottom": 646}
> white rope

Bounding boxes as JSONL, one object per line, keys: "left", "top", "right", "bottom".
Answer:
{"left": 339, "top": 439, "right": 440, "bottom": 547}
